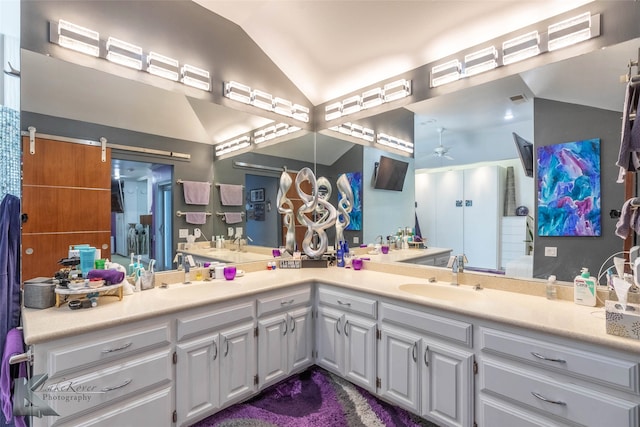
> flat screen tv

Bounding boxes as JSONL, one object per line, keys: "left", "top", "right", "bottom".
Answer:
{"left": 512, "top": 132, "right": 534, "bottom": 177}
{"left": 374, "top": 155, "right": 409, "bottom": 191}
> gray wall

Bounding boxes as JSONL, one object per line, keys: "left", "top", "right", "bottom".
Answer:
{"left": 532, "top": 98, "right": 624, "bottom": 281}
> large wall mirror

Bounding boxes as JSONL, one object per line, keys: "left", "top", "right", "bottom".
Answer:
{"left": 19, "top": 0, "right": 639, "bottom": 280}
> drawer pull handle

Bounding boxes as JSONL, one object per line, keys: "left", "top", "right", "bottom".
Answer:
{"left": 280, "top": 299, "right": 295, "bottom": 305}
{"left": 424, "top": 346, "right": 429, "bottom": 367}
{"left": 212, "top": 340, "right": 218, "bottom": 361}
{"left": 224, "top": 338, "right": 229, "bottom": 357}
{"left": 337, "top": 300, "right": 351, "bottom": 307}
{"left": 101, "top": 342, "right": 132, "bottom": 353}
{"left": 336, "top": 318, "right": 341, "bottom": 335}
{"left": 101, "top": 378, "right": 132, "bottom": 392}
{"left": 290, "top": 316, "right": 296, "bottom": 333}
{"left": 531, "top": 352, "right": 566, "bottom": 363}
{"left": 282, "top": 319, "right": 288, "bottom": 336}
{"left": 531, "top": 391, "right": 566, "bottom": 406}
{"left": 412, "top": 342, "right": 417, "bottom": 362}
{"left": 344, "top": 320, "right": 349, "bottom": 337}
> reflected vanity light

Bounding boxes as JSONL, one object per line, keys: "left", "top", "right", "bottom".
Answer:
{"left": 325, "top": 79, "right": 411, "bottom": 121}
{"left": 181, "top": 64, "right": 210, "bottom": 91}
{"left": 224, "top": 81, "right": 252, "bottom": 104}
{"left": 106, "top": 37, "right": 143, "bottom": 70}
{"left": 216, "top": 135, "right": 251, "bottom": 156}
{"left": 329, "top": 123, "right": 375, "bottom": 143}
{"left": 147, "top": 51, "right": 180, "bottom": 81}
{"left": 376, "top": 133, "right": 414, "bottom": 154}
{"left": 254, "top": 123, "right": 302, "bottom": 144}
{"left": 547, "top": 12, "right": 592, "bottom": 51}
{"left": 431, "top": 59, "right": 461, "bottom": 87}
{"left": 502, "top": 31, "right": 540, "bottom": 65}
{"left": 223, "top": 81, "right": 310, "bottom": 123}
{"left": 464, "top": 46, "right": 498, "bottom": 76}
{"left": 57, "top": 19, "right": 100, "bottom": 57}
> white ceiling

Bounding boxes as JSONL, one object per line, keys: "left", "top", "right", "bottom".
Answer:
{"left": 194, "top": 0, "right": 593, "bottom": 105}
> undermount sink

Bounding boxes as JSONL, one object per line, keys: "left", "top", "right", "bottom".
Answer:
{"left": 398, "top": 283, "right": 484, "bottom": 301}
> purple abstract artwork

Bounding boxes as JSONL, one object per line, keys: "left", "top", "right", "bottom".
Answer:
{"left": 536, "top": 138, "right": 601, "bottom": 236}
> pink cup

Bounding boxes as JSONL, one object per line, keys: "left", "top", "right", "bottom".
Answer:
{"left": 381, "top": 245, "right": 389, "bottom": 254}
{"left": 352, "top": 258, "right": 363, "bottom": 270}
{"left": 223, "top": 266, "right": 236, "bottom": 280}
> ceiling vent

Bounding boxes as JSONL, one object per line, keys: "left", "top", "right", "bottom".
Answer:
{"left": 509, "top": 94, "right": 528, "bottom": 104}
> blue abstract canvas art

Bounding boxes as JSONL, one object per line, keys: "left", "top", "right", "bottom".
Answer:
{"left": 537, "top": 138, "right": 601, "bottom": 236}
{"left": 345, "top": 172, "right": 362, "bottom": 231}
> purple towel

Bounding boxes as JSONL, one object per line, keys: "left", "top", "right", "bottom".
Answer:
{"left": 182, "top": 181, "right": 211, "bottom": 205}
{"left": 219, "top": 184, "right": 243, "bottom": 206}
{"left": 1, "top": 328, "right": 27, "bottom": 427}
{"left": 185, "top": 212, "right": 207, "bottom": 225}
{"left": 86, "top": 268, "right": 125, "bottom": 285}
{"left": 224, "top": 212, "right": 243, "bottom": 224}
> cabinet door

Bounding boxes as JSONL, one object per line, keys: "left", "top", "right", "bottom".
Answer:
{"left": 378, "top": 326, "right": 421, "bottom": 413}
{"left": 219, "top": 322, "right": 257, "bottom": 407}
{"left": 288, "top": 306, "right": 314, "bottom": 372}
{"left": 176, "top": 333, "right": 219, "bottom": 426}
{"left": 421, "top": 340, "right": 474, "bottom": 427}
{"left": 316, "top": 306, "right": 345, "bottom": 374}
{"left": 344, "top": 314, "right": 377, "bottom": 392}
{"left": 258, "top": 313, "right": 288, "bottom": 388}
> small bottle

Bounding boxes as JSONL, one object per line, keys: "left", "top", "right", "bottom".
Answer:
{"left": 337, "top": 249, "right": 345, "bottom": 267}
{"left": 546, "top": 275, "right": 557, "bottom": 300}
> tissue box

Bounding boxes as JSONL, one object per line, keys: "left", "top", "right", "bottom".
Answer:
{"left": 605, "top": 300, "right": 640, "bottom": 340}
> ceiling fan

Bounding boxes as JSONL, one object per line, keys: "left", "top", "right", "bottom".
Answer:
{"left": 432, "top": 127, "right": 454, "bottom": 160}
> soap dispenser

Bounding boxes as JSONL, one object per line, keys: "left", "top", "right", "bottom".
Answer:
{"left": 574, "top": 267, "right": 596, "bottom": 306}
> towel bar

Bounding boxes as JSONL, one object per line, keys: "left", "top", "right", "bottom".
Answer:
{"left": 9, "top": 349, "right": 32, "bottom": 365}
{"left": 176, "top": 211, "right": 212, "bottom": 217}
{"left": 216, "top": 212, "right": 245, "bottom": 217}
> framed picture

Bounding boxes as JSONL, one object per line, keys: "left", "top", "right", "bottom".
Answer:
{"left": 250, "top": 188, "right": 265, "bottom": 202}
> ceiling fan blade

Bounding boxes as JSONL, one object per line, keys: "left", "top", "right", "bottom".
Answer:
{"left": 444, "top": 155, "right": 454, "bottom": 160}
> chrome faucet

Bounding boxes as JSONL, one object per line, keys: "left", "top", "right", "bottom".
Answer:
{"left": 375, "top": 235, "right": 383, "bottom": 245}
{"left": 448, "top": 254, "right": 467, "bottom": 286}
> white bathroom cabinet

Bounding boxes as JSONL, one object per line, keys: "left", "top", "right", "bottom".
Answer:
{"left": 315, "top": 285, "right": 378, "bottom": 392}
{"left": 175, "top": 299, "right": 256, "bottom": 426}
{"left": 415, "top": 165, "right": 504, "bottom": 270}
{"left": 256, "top": 285, "right": 314, "bottom": 389}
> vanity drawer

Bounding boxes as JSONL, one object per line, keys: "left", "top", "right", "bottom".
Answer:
{"left": 46, "top": 322, "right": 171, "bottom": 378}
{"left": 44, "top": 348, "right": 172, "bottom": 421}
{"left": 317, "top": 286, "right": 377, "bottom": 319}
{"left": 257, "top": 285, "right": 311, "bottom": 317}
{"left": 177, "top": 300, "right": 255, "bottom": 341}
{"left": 481, "top": 360, "right": 640, "bottom": 427}
{"left": 480, "top": 327, "right": 640, "bottom": 394}
{"left": 380, "top": 302, "right": 472, "bottom": 347}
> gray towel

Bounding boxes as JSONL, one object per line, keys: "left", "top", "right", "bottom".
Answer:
{"left": 183, "top": 181, "right": 211, "bottom": 205}
{"left": 224, "top": 212, "right": 243, "bottom": 224}
{"left": 615, "top": 198, "right": 640, "bottom": 239}
{"left": 186, "top": 212, "right": 207, "bottom": 224}
{"left": 220, "top": 184, "right": 243, "bottom": 206}
{"left": 616, "top": 83, "right": 640, "bottom": 182}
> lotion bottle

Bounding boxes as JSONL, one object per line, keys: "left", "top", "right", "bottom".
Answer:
{"left": 574, "top": 267, "right": 596, "bottom": 306}
{"left": 546, "top": 275, "right": 557, "bottom": 300}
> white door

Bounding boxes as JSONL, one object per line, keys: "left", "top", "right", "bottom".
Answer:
{"left": 435, "top": 170, "right": 464, "bottom": 255}
{"left": 378, "top": 326, "right": 421, "bottom": 413}
{"left": 315, "top": 306, "right": 345, "bottom": 374}
{"left": 258, "top": 313, "right": 288, "bottom": 388}
{"left": 421, "top": 340, "right": 475, "bottom": 427}
{"left": 415, "top": 172, "right": 438, "bottom": 244}
{"left": 288, "top": 306, "right": 314, "bottom": 372}
{"left": 219, "top": 322, "right": 256, "bottom": 407}
{"left": 343, "top": 314, "right": 377, "bottom": 392}
{"left": 175, "top": 333, "right": 219, "bottom": 426}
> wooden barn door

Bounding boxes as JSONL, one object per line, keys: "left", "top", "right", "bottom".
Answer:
{"left": 22, "top": 136, "right": 111, "bottom": 280}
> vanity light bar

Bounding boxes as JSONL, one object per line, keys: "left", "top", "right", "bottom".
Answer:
{"left": 223, "top": 81, "right": 310, "bottom": 123}
{"left": 502, "top": 31, "right": 540, "bottom": 65}
{"left": 147, "top": 52, "right": 180, "bottom": 81}
{"left": 181, "top": 64, "right": 211, "bottom": 91}
{"left": 376, "top": 133, "right": 414, "bottom": 154}
{"left": 325, "top": 79, "right": 412, "bottom": 121}
{"left": 215, "top": 136, "right": 251, "bottom": 156}
{"left": 57, "top": 19, "right": 100, "bottom": 57}
{"left": 51, "top": 20, "right": 211, "bottom": 91}
{"left": 106, "top": 37, "right": 143, "bottom": 70}
{"left": 431, "top": 60, "right": 461, "bottom": 88}
{"left": 547, "top": 12, "right": 592, "bottom": 51}
{"left": 254, "top": 123, "right": 302, "bottom": 144}
{"left": 464, "top": 46, "right": 498, "bottom": 77}
{"left": 329, "top": 123, "right": 376, "bottom": 144}
{"left": 429, "top": 12, "right": 599, "bottom": 88}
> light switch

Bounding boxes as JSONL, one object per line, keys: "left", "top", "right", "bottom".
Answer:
{"left": 544, "top": 246, "right": 557, "bottom": 257}
{"left": 179, "top": 228, "right": 189, "bottom": 238}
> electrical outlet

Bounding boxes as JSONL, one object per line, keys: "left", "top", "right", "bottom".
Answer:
{"left": 179, "top": 228, "right": 189, "bottom": 238}
{"left": 235, "top": 226, "right": 243, "bottom": 237}
{"left": 353, "top": 236, "right": 359, "bottom": 244}
{"left": 544, "top": 246, "right": 557, "bottom": 257}
{"left": 194, "top": 228, "right": 201, "bottom": 238}
{"left": 227, "top": 227, "right": 234, "bottom": 237}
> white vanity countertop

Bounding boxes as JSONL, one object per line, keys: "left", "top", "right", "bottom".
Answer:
{"left": 179, "top": 246, "right": 274, "bottom": 263}
{"left": 22, "top": 266, "right": 640, "bottom": 354}
{"left": 363, "top": 247, "right": 452, "bottom": 263}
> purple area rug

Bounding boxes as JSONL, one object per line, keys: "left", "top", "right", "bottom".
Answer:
{"left": 191, "top": 366, "right": 439, "bottom": 427}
